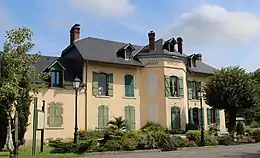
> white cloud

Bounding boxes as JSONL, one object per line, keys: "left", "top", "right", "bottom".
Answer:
{"left": 71, "top": 0, "right": 135, "bottom": 18}
{"left": 164, "top": 5, "right": 260, "bottom": 45}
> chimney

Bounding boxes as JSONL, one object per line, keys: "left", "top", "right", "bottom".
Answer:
{"left": 177, "top": 37, "right": 183, "bottom": 54}
{"left": 70, "top": 24, "right": 80, "bottom": 45}
{"left": 148, "top": 30, "right": 155, "bottom": 52}
{"left": 198, "top": 53, "right": 202, "bottom": 61}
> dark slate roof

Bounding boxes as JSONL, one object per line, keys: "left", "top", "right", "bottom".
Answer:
{"left": 73, "top": 37, "right": 144, "bottom": 66}
{"left": 135, "top": 38, "right": 216, "bottom": 74}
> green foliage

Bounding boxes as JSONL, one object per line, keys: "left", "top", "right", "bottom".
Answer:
{"left": 208, "top": 124, "right": 219, "bottom": 136}
{"left": 140, "top": 122, "right": 166, "bottom": 133}
{"left": 217, "top": 136, "right": 234, "bottom": 146}
{"left": 204, "top": 66, "right": 257, "bottom": 132}
{"left": 0, "top": 27, "right": 48, "bottom": 150}
{"left": 108, "top": 116, "right": 127, "bottom": 132}
{"left": 249, "top": 128, "right": 260, "bottom": 142}
{"left": 49, "top": 141, "right": 75, "bottom": 153}
{"left": 236, "top": 122, "right": 245, "bottom": 135}
{"left": 120, "top": 131, "right": 139, "bottom": 150}
{"left": 248, "top": 121, "right": 260, "bottom": 128}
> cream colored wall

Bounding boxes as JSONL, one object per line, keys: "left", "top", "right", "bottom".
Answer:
{"left": 24, "top": 88, "right": 86, "bottom": 146}
{"left": 188, "top": 74, "right": 226, "bottom": 130}
{"left": 139, "top": 61, "right": 165, "bottom": 127}
{"left": 86, "top": 62, "right": 141, "bottom": 130}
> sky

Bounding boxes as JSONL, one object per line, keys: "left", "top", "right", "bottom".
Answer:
{"left": 1, "top": 0, "right": 260, "bottom": 72}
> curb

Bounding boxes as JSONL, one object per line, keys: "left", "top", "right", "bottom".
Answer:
{"left": 84, "top": 149, "right": 161, "bottom": 156}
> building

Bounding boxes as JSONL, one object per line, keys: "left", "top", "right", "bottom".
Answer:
{"left": 18, "top": 24, "right": 225, "bottom": 145}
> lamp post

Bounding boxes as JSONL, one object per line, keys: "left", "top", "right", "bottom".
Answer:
{"left": 73, "top": 77, "right": 81, "bottom": 146}
{"left": 197, "top": 88, "right": 205, "bottom": 145}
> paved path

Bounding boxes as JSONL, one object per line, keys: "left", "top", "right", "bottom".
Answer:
{"left": 86, "top": 143, "right": 260, "bottom": 158}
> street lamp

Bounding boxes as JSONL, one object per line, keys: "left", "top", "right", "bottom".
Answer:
{"left": 197, "top": 88, "right": 205, "bottom": 145}
{"left": 73, "top": 77, "right": 81, "bottom": 146}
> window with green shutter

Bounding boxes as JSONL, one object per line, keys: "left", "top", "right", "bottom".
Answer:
{"left": 216, "top": 109, "right": 220, "bottom": 125}
{"left": 171, "top": 106, "right": 181, "bottom": 130}
{"left": 124, "top": 106, "right": 135, "bottom": 130}
{"left": 188, "top": 81, "right": 193, "bottom": 100}
{"left": 124, "top": 74, "right": 134, "bottom": 97}
{"left": 165, "top": 75, "right": 183, "bottom": 97}
{"left": 188, "top": 81, "right": 202, "bottom": 100}
{"left": 207, "top": 108, "right": 212, "bottom": 125}
{"left": 47, "top": 102, "right": 63, "bottom": 128}
{"left": 189, "top": 108, "right": 194, "bottom": 124}
{"left": 98, "top": 105, "right": 109, "bottom": 127}
{"left": 92, "top": 72, "right": 113, "bottom": 97}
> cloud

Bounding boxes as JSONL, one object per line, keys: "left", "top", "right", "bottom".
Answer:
{"left": 71, "top": 0, "right": 135, "bottom": 18}
{"left": 164, "top": 5, "right": 260, "bottom": 45}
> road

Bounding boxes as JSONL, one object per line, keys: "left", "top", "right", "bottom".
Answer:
{"left": 86, "top": 143, "right": 260, "bottom": 158}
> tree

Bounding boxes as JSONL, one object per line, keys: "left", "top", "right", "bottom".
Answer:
{"left": 204, "top": 66, "right": 257, "bottom": 132}
{"left": 108, "top": 116, "right": 127, "bottom": 132}
{"left": 0, "top": 27, "right": 46, "bottom": 157}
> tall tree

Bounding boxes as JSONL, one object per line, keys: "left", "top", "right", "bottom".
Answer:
{"left": 0, "top": 27, "right": 46, "bottom": 157}
{"left": 204, "top": 66, "right": 257, "bottom": 132}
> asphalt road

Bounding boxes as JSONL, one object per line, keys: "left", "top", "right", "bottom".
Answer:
{"left": 86, "top": 143, "right": 260, "bottom": 158}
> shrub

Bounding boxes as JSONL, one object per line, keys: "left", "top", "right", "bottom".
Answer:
{"left": 137, "top": 132, "right": 157, "bottom": 150}
{"left": 140, "top": 122, "right": 166, "bottom": 133}
{"left": 49, "top": 140, "right": 75, "bottom": 153}
{"left": 74, "top": 139, "right": 99, "bottom": 154}
{"left": 208, "top": 124, "right": 219, "bottom": 136}
{"left": 249, "top": 121, "right": 260, "bottom": 128}
{"left": 236, "top": 135, "right": 256, "bottom": 144}
{"left": 205, "top": 135, "right": 218, "bottom": 146}
{"left": 103, "top": 139, "right": 122, "bottom": 151}
{"left": 217, "top": 136, "right": 234, "bottom": 146}
{"left": 171, "top": 136, "right": 188, "bottom": 148}
{"left": 120, "top": 131, "right": 139, "bottom": 150}
{"left": 168, "top": 129, "right": 186, "bottom": 135}
{"left": 236, "top": 122, "right": 245, "bottom": 135}
{"left": 250, "top": 128, "right": 260, "bottom": 142}
{"left": 186, "top": 130, "right": 200, "bottom": 142}
{"left": 154, "top": 132, "right": 177, "bottom": 151}
{"left": 79, "top": 129, "right": 105, "bottom": 140}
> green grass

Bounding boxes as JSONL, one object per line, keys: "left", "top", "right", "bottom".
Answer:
{"left": 0, "top": 146, "right": 83, "bottom": 158}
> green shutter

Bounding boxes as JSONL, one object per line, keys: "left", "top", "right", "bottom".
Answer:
{"left": 98, "top": 106, "right": 104, "bottom": 127}
{"left": 189, "top": 108, "right": 194, "bottom": 124}
{"left": 92, "top": 72, "right": 98, "bottom": 96}
{"left": 216, "top": 109, "right": 220, "bottom": 125}
{"left": 108, "top": 73, "right": 113, "bottom": 96}
{"left": 103, "top": 106, "right": 109, "bottom": 126}
{"left": 207, "top": 108, "right": 211, "bottom": 125}
{"left": 125, "top": 106, "right": 130, "bottom": 130}
{"left": 179, "top": 77, "right": 184, "bottom": 98}
{"left": 164, "top": 75, "right": 170, "bottom": 97}
{"left": 125, "top": 75, "right": 134, "bottom": 97}
{"left": 130, "top": 106, "right": 135, "bottom": 130}
{"left": 188, "top": 81, "right": 193, "bottom": 99}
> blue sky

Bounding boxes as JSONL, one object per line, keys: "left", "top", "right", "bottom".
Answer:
{"left": 1, "top": 0, "right": 260, "bottom": 71}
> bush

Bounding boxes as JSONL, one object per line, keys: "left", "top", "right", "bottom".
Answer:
{"left": 168, "top": 129, "right": 186, "bottom": 135}
{"left": 49, "top": 140, "right": 75, "bottom": 153}
{"left": 140, "top": 122, "right": 166, "bottom": 133}
{"left": 208, "top": 124, "right": 219, "bottom": 136}
{"left": 236, "top": 135, "right": 256, "bottom": 144}
{"left": 217, "top": 136, "right": 234, "bottom": 146}
{"left": 154, "top": 132, "right": 177, "bottom": 151}
{"left": 120, "top": 131, "right": 139, "bottom": 150}
{"left": 103, "top": 140, "right": 122, "bottom": 151}
{"left": 250, "top": 128, "right": 260, "bottom": 142}
{"left": 75, "top": 139, "right": 99, "bottom": 154}
{"left": 249, "top": 121, "right": 260, "bottom": 128}
{"left": 79, "top": 129, "right": 106, "bottom": 140}
{"left": 236, "top": 122, "right": 245, "bottom": 135}
{"left": 137, "top": 132, "right": 157, "bottom": 150}
{"left": 186, "top": 130, "right": 200, "bottom": 142}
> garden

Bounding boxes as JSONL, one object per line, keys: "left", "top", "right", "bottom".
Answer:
{"left": 46, "top": 119, "right": 260, "bottom": 155}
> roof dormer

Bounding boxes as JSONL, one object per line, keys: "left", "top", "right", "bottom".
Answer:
{"left": 162, "top": 37, "right": 177, "bottom": 52}
{"left": 116, "top": 43, "right": 135, "bottom": 60}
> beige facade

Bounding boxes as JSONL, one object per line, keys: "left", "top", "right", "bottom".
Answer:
{"left": 24, "top": 56, "right": 226, "bottom": 146}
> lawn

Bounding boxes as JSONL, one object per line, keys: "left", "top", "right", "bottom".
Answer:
{"left": 0, "top": 146, "right": 83, "bottom": 158}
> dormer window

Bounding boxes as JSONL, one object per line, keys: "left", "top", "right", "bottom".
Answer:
{"left": 163, "top": 38, "right": 177, "bottom": 52}
{"left": 51, "top": 70, "right": 62, "bottom": 87}
{"left": 125, "top": 49, "right": 132, "bottom": 60}
{"left": 116, "top": 43, "right": 135, "bottom": 60}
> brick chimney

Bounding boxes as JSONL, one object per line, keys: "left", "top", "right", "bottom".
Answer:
{"left": 177, "top": 37, "right": 183, "bottom": 54}
{"left": 198, "top": 53, "right": 202, "bottom": 61}
{"left": 148, "top": 30, "right": 155, "bottom": 52}
{"left": 70, "top": 24, "right": 80, "bottom": 45}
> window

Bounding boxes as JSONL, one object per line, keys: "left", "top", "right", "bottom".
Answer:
{"left": 189, "top": 107, "right": 204, "bottom": 126}
{"left": 47, "top": 102, "right": 63, "bottom": 128}
{"left": 165, "top": 75, "right": 184, "bottom": 97}
{"left": 124, "top": 49, "right": 132, "bottom": 60}
{"left": 207, "top": 108, "right": 220, "bottom": 125}
{"left": 171, "top": 106, "right": 181, "bottom": 130}
{"left": 188, "top": 81, "right": 201, "bottom": 100}
{"left": 124, "top": 74, "right": 134, "bottom": 97}
{"left": 92, "top": 72, "right": 113, "bottom": 96}
{"left": 98, "top": 105, "right": 109, "bottom": 127}
{"left": 124, "top": 106, "right": 135, "bottom": 130}
{"left": 51, "top": 70, "right": 62, "bottom": 87}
